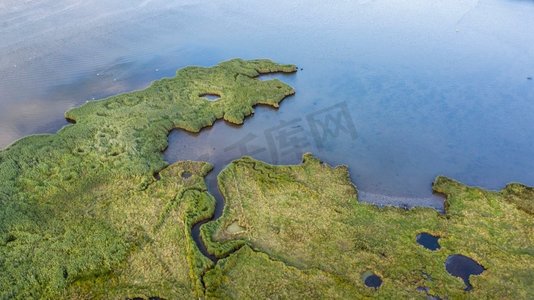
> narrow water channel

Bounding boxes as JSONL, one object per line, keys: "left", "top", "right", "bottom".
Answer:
{"left": 190, "top": 168, "right": 223, "bottom": 262}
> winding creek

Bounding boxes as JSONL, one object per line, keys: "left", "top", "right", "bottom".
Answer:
{"left": 191, "top": 168, "right": 223, "bottom": 262}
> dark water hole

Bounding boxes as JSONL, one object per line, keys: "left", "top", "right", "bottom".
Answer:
{"left": 362, "top": 271, "right": 383, "bottom": 288}
{"left": 445, "top": 254, "right": 485, "bottom": 291}
{"left": 181, "top": 171, "right": 192, "bottom": 179}
{"left": 416, "top": 232, "right": 441, "bottom": 250}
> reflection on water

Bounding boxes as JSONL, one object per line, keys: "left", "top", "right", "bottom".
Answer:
{"left": 1, "top": 0, "right": 534, "bottom": 208}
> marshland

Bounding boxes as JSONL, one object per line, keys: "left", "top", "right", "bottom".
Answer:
{"left": 1, "top": 1, "right": 533, "bottom": 299}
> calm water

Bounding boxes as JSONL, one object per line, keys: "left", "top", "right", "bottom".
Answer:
{"left": 416, "top": 232, "right": 441, "bottom": 251}
{"left": 445, "top": 254, "right": 485, "bottom": 291}
{"left": 2, "top": 0, "right": 534, "bottom": 210}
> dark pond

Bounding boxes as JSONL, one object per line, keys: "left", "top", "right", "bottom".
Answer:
{"left": 2, "top": 0, "right": 534, "bottom": 210}
{"left": 362, "top": 271, "right": 383, "bottom": 288}
{"left": 416, "top": 232, "right": 441, "bottom": 250}
{"left": 445, "top": 254, "right": 485, "bottom": 291}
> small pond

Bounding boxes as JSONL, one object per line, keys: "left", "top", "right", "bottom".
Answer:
{"left": 416, "top": 232, "right": 441, "bottom": 251}
{"left": 445, "top": 254, "right": 485, "bottom": 291}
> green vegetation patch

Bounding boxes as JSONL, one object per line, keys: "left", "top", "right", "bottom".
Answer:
{"left": 0, "top": 59, "right": 297, "bottom": 299}
{"left": 204, "top": 245, "right": 364, "bottom": 299}
{"left": 202, "top": 154, "right": 534, "bottom": 299}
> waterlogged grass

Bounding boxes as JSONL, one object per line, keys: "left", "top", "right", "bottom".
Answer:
{"left": 0, "top": 59, "right": 297, "bottom": 299}
{"left": 202, "top": 154, "right": 534, "bottom": 299}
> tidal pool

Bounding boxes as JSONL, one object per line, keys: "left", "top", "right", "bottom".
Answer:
{"left": 445, "top": 254, "right": 485, "bottom": 291}
{"left": 416, "top": 232, "right": 441, "bottom": 250}
{"left": 2, "top": 0, "right": 534, "bottom": 210}
{"left": 364, "top": 275, "right": 383, "bottom": 289}
{"left": 362, "top": 271, "right": 383, "bottom": 289}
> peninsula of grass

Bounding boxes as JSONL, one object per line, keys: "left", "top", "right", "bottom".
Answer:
{"left": 201, "top": 154, "right": 534, "bottom": 299}
{"left": 0, "top": 59, "right": 297, "bottom": 299}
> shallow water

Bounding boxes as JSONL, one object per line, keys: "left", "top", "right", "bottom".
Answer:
{"left": 2, "top": 0, "right": 534, "bottom": 209}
